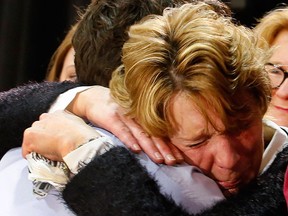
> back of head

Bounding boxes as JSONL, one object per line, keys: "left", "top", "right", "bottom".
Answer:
{"left": 110, "top": 2, "right": 270, "bottom": 137}
{"left": 254, "top": 5, "right": 288, "bottom": 48}
{"left": 73, "top": 0, "right": 231, "bottom": 87}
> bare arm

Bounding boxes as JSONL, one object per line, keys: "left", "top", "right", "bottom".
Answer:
{"left": 66, "top": 86, "right": 183, "bottom": 164}
{"left": 23, "top": 85, "right": 183, "bottom": 164}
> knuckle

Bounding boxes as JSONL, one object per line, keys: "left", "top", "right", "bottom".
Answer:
{"left": 119, "top": 126, "right": 130, "bottom": 133}
{"left": 23, "top": 128, "right": 34, "bottom": 139}
{"left": 39, "top": 113, "right": 48, "bottom": 120}
{"left": 139, "top": 131, "right": 149, "bottom": 138}
{"left": 31, "top": 120, "right": 40, "bottom": 128}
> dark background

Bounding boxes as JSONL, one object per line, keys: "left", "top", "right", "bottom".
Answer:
{"left": 0, "top": 0, "right": 286, "bottom": 91}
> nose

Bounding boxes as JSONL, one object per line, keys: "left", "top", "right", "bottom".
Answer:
{"left": 214, "top": 136, "right": 241, "bottom": 170}
{"left": 275, "top": 78, "right": 288, "bottom": 99}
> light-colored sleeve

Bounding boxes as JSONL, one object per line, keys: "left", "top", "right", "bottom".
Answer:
{"left": 63, "top": 136, "right": 114, "bottom": 174}
{"left": 260, "top": 120, "right": 288, "bottom": 173}
{"left": 48, "top": 86, "right": 91, "bottom": 113}
{"left": 26, "top": 136, "right": 114, "bottom": 198}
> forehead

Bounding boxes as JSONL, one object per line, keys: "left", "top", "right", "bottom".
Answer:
{"left": 270, "top": 29, "right": 288, "bottom": 65}
{"left": 168, "top": 92, "right": 223, "bottom": 139}
{"left": 63, "top": 48, "right": 75, "bottom": 67}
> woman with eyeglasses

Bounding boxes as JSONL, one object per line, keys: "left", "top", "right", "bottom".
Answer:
{"left": 254, "top": 5, "right": 288, "bottom": 208}
{"left": 255, "top": 6, "right": 288, "bottom": 128}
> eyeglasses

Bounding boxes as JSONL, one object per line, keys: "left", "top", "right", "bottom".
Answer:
{"left": 264, "top": 63, "right": 288, "bottom": 88}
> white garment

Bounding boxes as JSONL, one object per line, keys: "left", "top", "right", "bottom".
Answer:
{"left": 48, "top": 86, "right": 91, "bottom": 113}
{"left": 0, "top": 148, "right": 75, "bottom": 216}
{"left": 260, "top": 119, "right": 288, "bottom": 173}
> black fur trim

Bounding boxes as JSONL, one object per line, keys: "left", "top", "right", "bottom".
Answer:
{"left": 63, "top": 146, "right": 288, "bottom": 216}
{"left": 62, "top": 146, "right": 188, "bottom": 216}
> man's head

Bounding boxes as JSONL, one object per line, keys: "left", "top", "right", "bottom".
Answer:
{"left": 73, "top": 0, "right": 231, "bottom": 87}
{"left": 110, "top": 2, "right": 270, "bottom": 196}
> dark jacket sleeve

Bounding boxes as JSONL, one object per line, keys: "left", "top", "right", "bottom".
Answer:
{"left": 62, "top": 147, "right": 188, "bottom": 216}
{"left": 0, "top": 81, "right": 80, "bottom": 158}
{"left": 62, "top": 146, "right": 288, "bottom": 216}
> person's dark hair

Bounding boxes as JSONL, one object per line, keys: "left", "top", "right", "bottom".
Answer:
{"left": 73, "top": 0, "right": 231, "bottom": 87}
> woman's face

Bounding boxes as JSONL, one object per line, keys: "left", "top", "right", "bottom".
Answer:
{"left": 59, "top": 47, "right": 77, "bottom": 82}
{"left": 169, "top": 93, "right": 264, "bottom": 197}
{"left": 265, "top": 29, "right": 288, "bottom": 127}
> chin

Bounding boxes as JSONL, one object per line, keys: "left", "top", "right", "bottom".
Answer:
{"left": 266, "top": 109, "right": 288, "bottom": 126}
{"left": 273, "top": 114, "right": 288, "bottom": 127}
{"left": 222, "top": 187, "right": 239, "bottom": 198}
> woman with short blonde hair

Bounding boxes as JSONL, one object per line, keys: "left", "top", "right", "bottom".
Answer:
{"left": 111, "top": 3, "right": 270, "bottom": 138}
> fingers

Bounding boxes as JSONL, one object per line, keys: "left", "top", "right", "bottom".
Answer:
{"left": 152, "top": 137, "right": 184, "bottom": 165}
{"left": 22, "top": 128, "right": 34, "bottom": 158}
{"left": 120, "top": 116, "right": 175, "bottom": 164}
{"left": 165, "top": 142, "right": 184, "bottom": 164}
{"left": 22, "top": 127, "right": 58, "bottom": 160}
{"left": 120, "top": 115, "right": 184, "bottom": 164}
{"left": 106, "top": 112, "right": 163, "bottom": 163}
{"left": 133, "top": 129, "right": 165, "bottom": 164}
{"left": 23, "top": 113, "right": 46, "bottom": 158}
{"left": 118, "top": 115, "right": 152, "bottom": 151}
{"left": 39, "top": 112, "right": 49, "bottom": 120}
{"left": 108, "top": 114, "right": 142, "bottom": 153}
{"left": 22, "top": 111, "right": 80, "bottom": 161}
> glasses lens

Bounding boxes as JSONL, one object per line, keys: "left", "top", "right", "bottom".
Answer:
{"left": 265, "top": 64, "right": 284, "bottom": 88}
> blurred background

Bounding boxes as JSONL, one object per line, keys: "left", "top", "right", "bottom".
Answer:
{"left": 0, "top": 0, "right": 286, "bottom": 91}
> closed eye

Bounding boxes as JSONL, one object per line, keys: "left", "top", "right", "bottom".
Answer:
{"left": 186, "top": 139, "right": 208, "bottom": 148}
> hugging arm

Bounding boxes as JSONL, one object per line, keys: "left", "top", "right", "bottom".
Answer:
{"left": 22, "top": 86, "right": 184, "bottom": 164}
{"left": 0, "top": 81, "right": 79, "bottom": 158}
{"left": 62, "top": 147, "right": 189, "bottom": 216}
{"left": 21, "top": 109, "right": 287, "bottom": 215}
{"left": 62, "top": 146, "right": 288, "bottom": 216}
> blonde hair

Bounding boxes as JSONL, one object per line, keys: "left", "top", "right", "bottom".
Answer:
{"left": 110, "top": 3, "right": 271, "bottom": 137}
{"left": 46, "top": 24, "right": 78, "bottom": 81}
{"left": 254, "top": 5, "right": 288, "bottom": 48}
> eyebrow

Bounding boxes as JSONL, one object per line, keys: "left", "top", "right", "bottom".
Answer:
{"left": 268, "top": 62, "right": 288, "bottom": 67}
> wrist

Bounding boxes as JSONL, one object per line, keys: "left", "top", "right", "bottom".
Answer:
{"left": 63, "top": 136, "right": 114, "bottom": 175}
{"left": 60, "top": 133, "right": 102, "bottom": 159}
{"left": 66, "top": 88, "right": 90, "bottom": 119}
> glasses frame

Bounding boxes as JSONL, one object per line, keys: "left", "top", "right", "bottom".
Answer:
{"left": 265, "top": 63, "right": 288, "bottom": 88}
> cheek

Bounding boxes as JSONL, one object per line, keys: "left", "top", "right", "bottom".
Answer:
{"left": 180, "top": 147, "right": 213, "bottom": 173}
{"left": 181, "top": 150, "right": 201, "bottom": 165}
{"left": 237, "top": 128, "right": 264, "bottom": 165}
{"left": 270, "top": 90, "right": 277, "bottom": 100}
{"left": 244, "top": 139, "right": 263, "bottom": 179}
{"left": 171, "top": 141, "right": 205, "bottom": 166}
